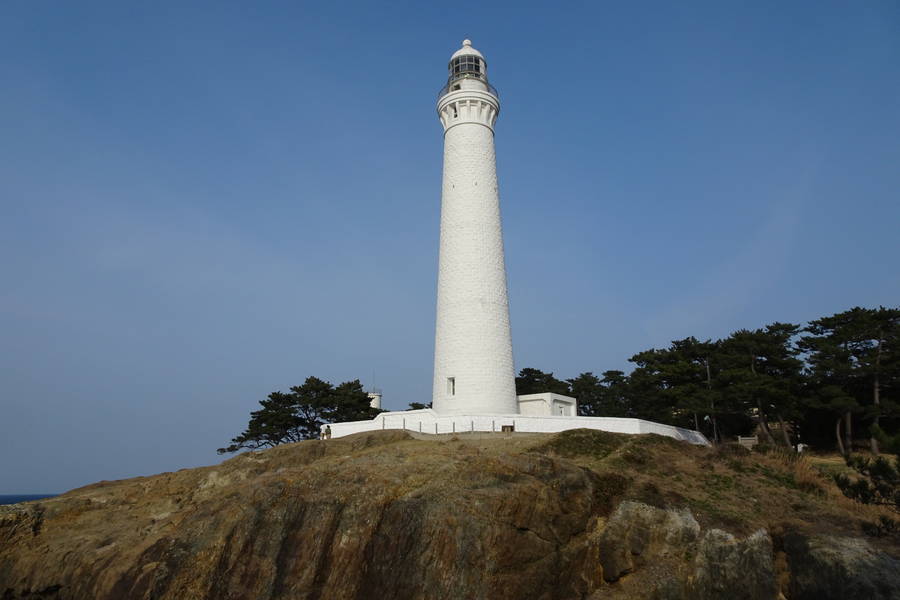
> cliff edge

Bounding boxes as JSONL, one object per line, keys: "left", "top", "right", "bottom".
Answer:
{"left": 1, "top": 429, "right": 898, "bottom": 599}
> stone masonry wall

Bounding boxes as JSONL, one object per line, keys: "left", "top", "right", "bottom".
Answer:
{"left": 432, "top": 112, "right": 518, "bottom": 415}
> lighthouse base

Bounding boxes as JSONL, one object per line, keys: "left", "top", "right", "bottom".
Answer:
{"left": 322, "top": 408, "right": 710, "bottom": 446}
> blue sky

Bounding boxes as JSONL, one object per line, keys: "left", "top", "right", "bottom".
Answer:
{"left": 2, "top": 1, "right": 898, "bottom": 493}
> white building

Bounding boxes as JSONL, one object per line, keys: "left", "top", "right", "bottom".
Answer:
{"left": 517, "top": 393, "right": 577, "bottom": 417}
{"left": 323, "top": 40, "right": 710, "bottom": 447}
{"left": 367, "top": 390, "right": 382, "bottom": 410}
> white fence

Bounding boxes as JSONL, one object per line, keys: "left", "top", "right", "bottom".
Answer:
{"left": 324, "top": 409, "right": 710, "bottom": 446}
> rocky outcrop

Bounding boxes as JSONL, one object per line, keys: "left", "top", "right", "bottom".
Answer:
{"left": 784, "top": 533, "right": 900, "bottom": 600}
{"left": 596, "top": 501, "right": 700, "bottom": 583}
{"left": 590, "top": 501, "right": 776, "bottom": 600}
{"left": 689, "top": 528, "right": 775, "bottom": 600}
{"left": 0, "top": 430, "right": 897, "bottom": 599}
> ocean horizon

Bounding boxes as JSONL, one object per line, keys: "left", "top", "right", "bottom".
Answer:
{"left": 0, "top": 494, "right": 57, "bottom": 505}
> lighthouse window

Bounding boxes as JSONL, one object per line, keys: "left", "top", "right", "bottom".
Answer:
{"left": 449, "top": 56, "right": 482, "bottom": 77}
{"left": 447, "top": 377, "right": 456, "bottom": 396}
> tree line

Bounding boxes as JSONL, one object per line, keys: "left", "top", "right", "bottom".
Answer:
{"left": 219, "top": 305, "right": 898, "bottom": 457}
{"left": 517, "top": 306, "right": 900, "bottom": 456}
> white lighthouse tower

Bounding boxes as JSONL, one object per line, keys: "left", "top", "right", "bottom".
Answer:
{"left": 431, "top": 40, "right": 518, "bottom": 415}
{"left": 320, "top": 41, "right": 710, "bottom": 447}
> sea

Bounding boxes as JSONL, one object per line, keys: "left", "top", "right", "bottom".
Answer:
{"left": 0, "top": 494, "right": 57, "bottom": 505}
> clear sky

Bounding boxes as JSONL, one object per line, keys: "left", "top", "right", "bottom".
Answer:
{"left": 2, "top": 1, "right": 898, "bottom": 493}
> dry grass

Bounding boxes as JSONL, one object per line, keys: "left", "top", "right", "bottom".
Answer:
{"left": 761, "top": 450, "right": 827, "bottom": 494}
{"left": 354, "top": 429, "right": 899, "bottom": 550}
{"left": 520, "top": 429, "right": 900, "bottom": 551}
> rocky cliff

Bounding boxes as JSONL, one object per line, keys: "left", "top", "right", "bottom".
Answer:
{"left": 1, "top": 430, "right": 898, "bottom": 599}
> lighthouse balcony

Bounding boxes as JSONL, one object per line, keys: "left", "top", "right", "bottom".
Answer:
{"left": 437, "top": 95, "right": 499, "bottom": 131}
{"left": 438, "top": 76, "right": 499, "bottom": 100}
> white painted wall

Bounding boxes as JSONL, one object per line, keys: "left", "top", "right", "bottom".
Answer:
{"left": 553, "top": 400, "right": 574, "bottom": 416}
{"left": 324, "top": 409, "right": 710, "bottom": 446}
{"left": 517, "top": 393, "right": 577, "bottom": 417}
{"left": 517, "top": 397, "right": 550, "bottom": 416}
{"left": 432, "top": 41, "right": 517, "bottom": 416}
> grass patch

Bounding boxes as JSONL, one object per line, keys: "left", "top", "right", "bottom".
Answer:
{"left": 531, "top": 429, "right": 626, "bottom": 460}
{"left": 620, "top": 445, "right": 652, "bottom": 467}
{"left": 627, "top": 481, "right": 667, "bottom": 508}
{"left": 725, "top": 458, "right": 747, "bottom": 473}
{"left": 757, "top": 464, "right": 798, "bottom": 489}
{"left": 703, "top": 473, "right": 735, "bottom": 492}
{"left": 862, "top": 515, "right": 899, "bottom": 539}
{"left": 758, "top": 451, "right": 828, "bottom": 496}
{"left": 633, "top": 433, "right": 686, "bottom": 448}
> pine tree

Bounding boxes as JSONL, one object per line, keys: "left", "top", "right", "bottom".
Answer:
{"left": 514, "top": 368, "right": 571, "bottom": 396}
{"left": 628, "top": 338, "right": 719, "bottom": 435}
{"left": 718, "top": 324, "right": 803, "bottom": 447}
{"left": 218, "top": 376, "right": 381, "bottom": 453}
{"left": 800, "top": 307, "right": 900, "bottom": 456}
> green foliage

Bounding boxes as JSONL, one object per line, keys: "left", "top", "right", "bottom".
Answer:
{"left": 800, "top": 306, "right": 900, "bottom": 455}
{"left": 408, "top": 401, "right": 432, "bottom": 410}
{"left": 873, "top": 425, "right": 900, "bottom": 454}
{"left": 514, "top": 368, "right": 570, "bottom": 396}
{"left": 523, "top": 305, "right": 899, "bottom": 453}
{"left": 834, "top": 454, "right": 900, "bottom": 513}
{"left": 567, "top": 372, "right": 602, "bottom": 416}
{"left": 568, "top": 370, "right": 631, "bottom": 417}
{"left": 327, "top": 380, "right": 377, "bottom": 423}
{"left": 717, "top": 323, "right": 804, "bottom": 445}
{"left": 218, "top": 376, "right": 380, "bottom": 453}
{"left": 628, "top": 336, "right": 718, "bottom": 428}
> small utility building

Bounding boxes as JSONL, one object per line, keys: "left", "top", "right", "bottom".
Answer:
{"left": 517, "top": 393, "right": 577, "bottom": 417}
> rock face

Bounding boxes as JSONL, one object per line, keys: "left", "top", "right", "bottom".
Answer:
{"left": 592, "top": 501, "right": 776, "bottom": 600}
{"left": 597, "top": 501, "right": 702, "bottom": 583}
{"left": 784, "top": 533, "right": 900, "bottom": 600}
{"left": 690, "top": 528, "right": 775, "bottom": 600}
{"left": 0, "top": 430, "right": 898, "bottom": 600}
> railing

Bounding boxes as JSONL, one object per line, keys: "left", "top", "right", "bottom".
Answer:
{"left": 437, "top": 75, "right": 499, "bottom": 100}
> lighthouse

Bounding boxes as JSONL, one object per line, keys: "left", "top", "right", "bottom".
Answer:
{"left": 320, "top": 41, "right": 710, "bottom": 446}
{"left": 431, "top": 40, "right": 518, "bottom": 415}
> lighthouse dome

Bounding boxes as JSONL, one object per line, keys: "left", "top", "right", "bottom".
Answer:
{"left": 450, "top": 39, "right": 484, "bottom": 60}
